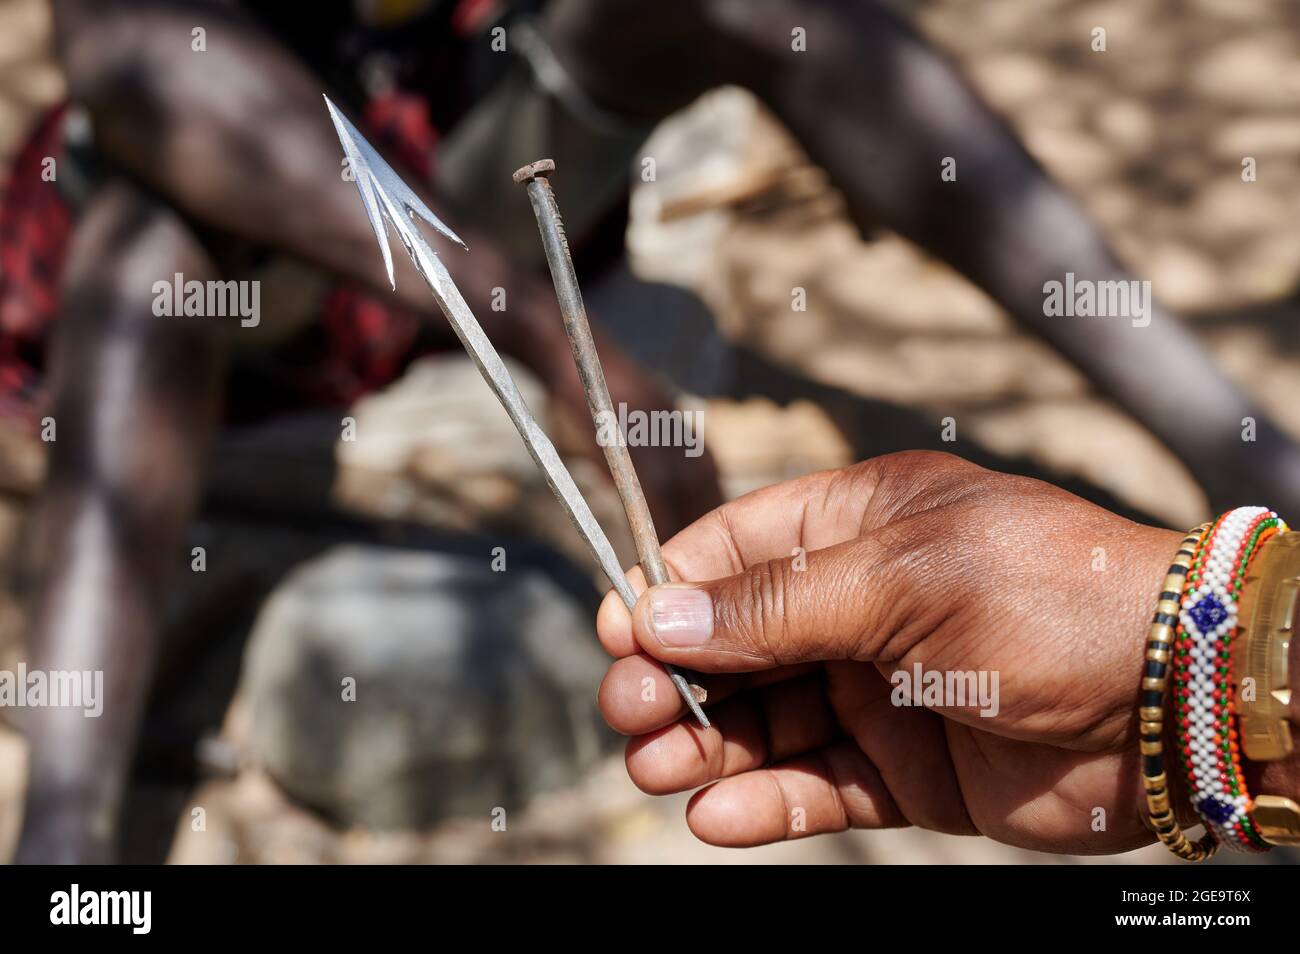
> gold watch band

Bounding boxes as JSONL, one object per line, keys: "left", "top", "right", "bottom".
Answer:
{"left": 1236, "top": 530, "right": 1300, "bottom": 845}
{"left": 1237, "top": 530, "right": 1299, "bottom": 760}
{"left": 1252, "top": 795, "right": 1300, "bottom": 846}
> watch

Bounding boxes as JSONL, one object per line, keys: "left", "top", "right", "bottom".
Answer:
{"left": 1236, "top": 530, "right": 1300, "bottom": 845}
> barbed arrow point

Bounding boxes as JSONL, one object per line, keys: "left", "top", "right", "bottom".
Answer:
{"left": 323, "top": 94, "right": 467, "bottom": 291}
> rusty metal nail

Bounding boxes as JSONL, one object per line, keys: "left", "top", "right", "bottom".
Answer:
{"left": 515, "top": 159, "right": 710, "bottom": 728}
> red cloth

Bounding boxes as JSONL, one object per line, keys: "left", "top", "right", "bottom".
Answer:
{"left": 0, "top": 105, "right": 71, "bottom": 424}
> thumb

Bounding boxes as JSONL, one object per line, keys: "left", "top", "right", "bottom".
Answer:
{"left": 630, "top": 540, "right": 896, "bottom": 673}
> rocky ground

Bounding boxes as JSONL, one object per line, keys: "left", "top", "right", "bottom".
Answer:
{"left": 1, "top": 0, "right": 1298, "bottom": 864}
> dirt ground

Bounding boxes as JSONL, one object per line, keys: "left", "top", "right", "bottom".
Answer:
{"left": 1, "top": 0, "right": 1298, "bottom": 864}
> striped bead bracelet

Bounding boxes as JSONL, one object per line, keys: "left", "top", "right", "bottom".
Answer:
{"left": 1140, "top": 522, "right": 1217, "bottom": 861}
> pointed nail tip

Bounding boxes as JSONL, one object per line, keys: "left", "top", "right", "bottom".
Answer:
{"left": 677, "top": 688, "right": 710, "bottom": 727}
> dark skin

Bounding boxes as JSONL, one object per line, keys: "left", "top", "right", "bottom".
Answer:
{"left": 18, "top": 178, "right": 228, "bottom": 862}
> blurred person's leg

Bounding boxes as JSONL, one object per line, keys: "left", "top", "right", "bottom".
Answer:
{"left": 15, "top": 178, "right": 228, "bottom": 863}
{"left": 547, "top": 0, "right": 1300, "bottom": 515}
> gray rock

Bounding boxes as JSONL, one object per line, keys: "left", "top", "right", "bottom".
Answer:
{"left": 241, "top": 545, "right": 614, "bottom": 829}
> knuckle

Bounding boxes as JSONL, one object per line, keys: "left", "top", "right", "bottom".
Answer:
{"left": 868, "top": 449, "right": 969, "bottom": 479}
{"left": 846, "top": 451, "right": 990, "bottom": 522}
{"left": 720, "top": 558, "right": 791, "bottom": 664}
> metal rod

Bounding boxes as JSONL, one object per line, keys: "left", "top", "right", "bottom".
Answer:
{"left": 514, "top": 158, "right": 710, "bottom": 728}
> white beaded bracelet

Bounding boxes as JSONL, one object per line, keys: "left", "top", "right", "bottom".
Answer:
{"left": 1174, "top": 506, "right": 1285, "bottom": 852}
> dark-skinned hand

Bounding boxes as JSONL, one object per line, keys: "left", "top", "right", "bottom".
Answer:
{"left": 596, "top": 451, "right": 1197, "bottom": 854}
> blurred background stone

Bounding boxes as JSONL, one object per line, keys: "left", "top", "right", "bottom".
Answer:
{"left": 240, "top": 545, "right": 613, "bottom": 830}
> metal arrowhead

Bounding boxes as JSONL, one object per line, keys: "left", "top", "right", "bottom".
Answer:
{"left": 323, "top": 94, "right": 467, "bottom": 291}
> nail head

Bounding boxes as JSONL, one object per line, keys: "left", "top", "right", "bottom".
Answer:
{"left": 512, "top": 159, "right": 556, "bottom": 184}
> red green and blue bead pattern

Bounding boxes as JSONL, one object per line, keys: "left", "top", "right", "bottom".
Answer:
{"left": 1173, "top": 506, "right": 1285, "bottom": 852}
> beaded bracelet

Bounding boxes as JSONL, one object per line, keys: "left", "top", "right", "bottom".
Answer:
{"left": 1173, "top": 507, "right": 1287, "bottom": 852}
{"left": 1141, "top": 523, "right": 1218, "bottom": 861}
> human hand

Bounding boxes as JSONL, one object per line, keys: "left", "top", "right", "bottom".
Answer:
{"left": 596, "top": 451, "right": 1185, "bottom": 853}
